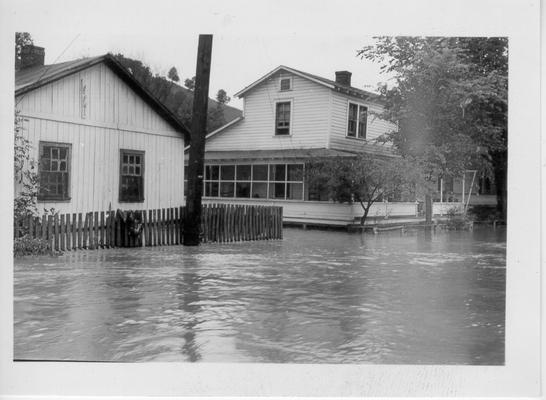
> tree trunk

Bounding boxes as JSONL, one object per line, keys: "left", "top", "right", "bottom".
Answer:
{"left": 425, "top": 193, "right": 432, "bottom": 224}
{"left": 360, "top": 202, "right": 371, "bottom": 225}
{"left": 491, "top": 149, "right": 507, "bottom": 220}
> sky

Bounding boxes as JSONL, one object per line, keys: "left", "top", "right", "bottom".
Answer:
{"left": 2, "top": 0, "right": 409, "bottom": 109}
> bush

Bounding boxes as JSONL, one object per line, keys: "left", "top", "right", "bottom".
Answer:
{"left": 446, "top": 207, "right": 472, "bottom": 230}
{"left": 14, "top": 235, "right": 59, "bottom": 257}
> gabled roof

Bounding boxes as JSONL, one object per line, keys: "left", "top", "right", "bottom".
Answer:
{"left": 15, "top": 54, "right": 190, "bottom": 140}
{"left": 234, "top": 65, "right": 382, "bottom": 103}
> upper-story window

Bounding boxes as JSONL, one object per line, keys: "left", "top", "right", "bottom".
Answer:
{"left": 275, "top": 101, "right": 291, "bottom": 135}
{"left": 347, "top": 102, "right": 368, "bottom": 139}
{"left": 279, "top": 77, "right": 292, "bottom": 91}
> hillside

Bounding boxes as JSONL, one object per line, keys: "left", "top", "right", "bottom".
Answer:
{"left": 113, "top": 54, "right": 242, "bottom": 132}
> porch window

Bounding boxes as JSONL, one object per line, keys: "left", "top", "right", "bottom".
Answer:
{"left": 202, "top": 163, "right": 304, "bottom": 200}
{"left": 38, "top": 141, "right": 71, "bottom": 201}
{"left": 347, "top": 102, "right": 367, "bottom": 139}
{"left": 119, "top": 150, "right": 144, "bottom": 202}
{"left": 275, "top": 101, "right": 291, "bottom": 135}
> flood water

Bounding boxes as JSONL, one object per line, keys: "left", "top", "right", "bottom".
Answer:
{"left": 14, "top": 226, "right": 505, "bottom": 364}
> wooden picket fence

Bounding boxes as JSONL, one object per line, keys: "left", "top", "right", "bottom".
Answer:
{"left": 14, "top": 204, "right": 283, "bottom": 251}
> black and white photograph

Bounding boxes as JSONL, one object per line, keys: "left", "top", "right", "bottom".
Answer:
{"left": 0, "top": 0, "right": 542, "bottom": 398}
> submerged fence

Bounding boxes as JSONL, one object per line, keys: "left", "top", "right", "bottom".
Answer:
{"left": 14, "top": 204, "right": 283, "bottom": 251}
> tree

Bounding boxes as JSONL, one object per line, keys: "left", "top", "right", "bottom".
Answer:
{"left": 306, "top": 154, "right": 421, "bottom": 225}
{"left": 358, "top": 37, "right": 508, "bottom": 219}
{"left": 216, "top": 89, "right": 230, "bottom": 104}
{"left": 167, "top": 66, "right": 180, "bottom": 83}
{"left": 14, "top": 110, "right": 39, "bottom": 225}
{"left": 15, "top": 32, "right": 33, "bottom": 69}
{"left": 184, "top": 76, "right": 196, "bottom": 90}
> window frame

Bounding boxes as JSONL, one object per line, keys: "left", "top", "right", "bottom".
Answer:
{"left": 119, "top": 149, "right": 145, "bottom": 203}
{"left": 274, "top": 99, "right": 293, "bottom": 136}
{"left": 37, "top": 141, "right": 72, "bottom": 202}
{"left": 346, "top": 100, "right": 368, "bottom": 140}
{"left": 201, "top": 163, "right": 305, "bottom": 201}
{"left": 279, "top": 76, "right": 293, "bottom": 91}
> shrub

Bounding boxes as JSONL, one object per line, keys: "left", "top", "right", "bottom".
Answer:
{"left": 446, "top": 207, "right": 472, "bottom": 230}
{"left": 13, "top": 235, "right": 58, "bottom": 257}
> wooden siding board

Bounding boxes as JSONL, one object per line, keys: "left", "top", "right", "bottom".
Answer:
{"left": 206, "top": 73, "right": 330, "bottom": 151}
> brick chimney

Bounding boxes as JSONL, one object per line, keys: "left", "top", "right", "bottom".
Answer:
{"left": 19, "top": 45, "right": 45, "bottom": 69}
{"left": 335, "top": 70, "right": 352, "bottom": 86}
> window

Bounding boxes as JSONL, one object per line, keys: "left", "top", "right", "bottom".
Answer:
{"left": 202, "top": 163, "right": 304, "bottom": 200}
{"left": 347, "top": 102, "right": 368, "bottom": 139}
{"left": 119, "top": 150, "right": 144, "bottom": 202}
{"left": 275, "top": 101, "right": 291, "bottom": 135}
{"left": 38, "top": 142, "right": 71, "bottom": 201}
{"left": 280, "top": 77, "right": 292, "bottom": 91}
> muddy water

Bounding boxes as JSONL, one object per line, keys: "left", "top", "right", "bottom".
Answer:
{"left": 14, "top": 226, "right": 505, "bottom": 364}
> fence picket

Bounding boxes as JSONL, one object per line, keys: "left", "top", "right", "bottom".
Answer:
{"left": 59, "top": 214, "right": 65, "bottom": 251}
{"left": 100, "top": 212, "right": 105, "bottom": 248}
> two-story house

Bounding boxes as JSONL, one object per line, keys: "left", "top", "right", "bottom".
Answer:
{"left": 186, "top": 65, "right": 424, "bottom": 226}
{"left": 15, "top": 46, "right": 189, "bottom": 216}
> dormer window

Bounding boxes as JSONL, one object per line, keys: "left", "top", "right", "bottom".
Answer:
{"left": 347, "top": 102, "right": 367, "bottom": 139}
{"left": 279, "top": 77, "right": 292, "bottom": 91}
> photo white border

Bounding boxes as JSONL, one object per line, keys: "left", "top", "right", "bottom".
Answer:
{"left": 0, "top": 0, "right": 542, "bottom": 398}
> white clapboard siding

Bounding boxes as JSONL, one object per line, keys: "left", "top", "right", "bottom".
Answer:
{"left": 329, "top": 91, "right": 397, "bottom": 152}
{"left": 200, "top": 198, "right": 419, "bottom": 226}
{"left": 17, "top": 63, "right": 178, "bottom": 137}
{"left": 206, "top": 72, "right": 331, "bottom": 151}
{"left": 16, "top": 61, "right": 185, "bottom": 215}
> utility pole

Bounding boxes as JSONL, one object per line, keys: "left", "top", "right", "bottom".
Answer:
{"left": 184, "top": 34, "right": 213, "bottom": 246}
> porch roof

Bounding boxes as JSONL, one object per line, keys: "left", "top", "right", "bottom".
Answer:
{"left": 203, "top": 148, "right": 358, "bottom": 162}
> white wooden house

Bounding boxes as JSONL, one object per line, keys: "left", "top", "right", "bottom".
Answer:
{"left": 186, "top": 65, "right": 495, "bottom": 226}
{"left": 184, "top": 66, "right": 418, "bottom": 225}
{"left": 15, "top": 46, "right": 189, "bottom": 215}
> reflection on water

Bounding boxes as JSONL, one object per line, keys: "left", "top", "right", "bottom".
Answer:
{"left": 14, "top": 226, "right": 505, "bottom": 364}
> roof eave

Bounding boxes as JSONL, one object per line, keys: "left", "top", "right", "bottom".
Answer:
{"left": 15, "top": 54, "right": 190, "bottom": 142}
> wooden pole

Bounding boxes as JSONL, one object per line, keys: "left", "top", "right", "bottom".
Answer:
{"left": 184, "top": 34, "right": 213, "bottom": 246}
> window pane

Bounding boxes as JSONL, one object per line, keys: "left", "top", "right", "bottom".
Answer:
{"left": 129, "top": 166, "right": 134, "bottom": 174}
{"left": 287, "top": 164, "right": 303, "bottom": 181}
{"left": 135, "top": 166, "right": 141, "bottom": 175}
{"left": 220, "top": 165, "right": 235, "bottom": 180}
{"left": 135, "top": 155, "right": 140, "bottom": 165}
{"left": 209, "top": 165, "right": 219, "bottom": 180}
{"left": 236, "top": 182, "right": 251, "bottom": 198}
{"left": 287, "top": 183, "right": 303, "bottom": 200}
{"left": 122, "top": 165, "right": 128, "bottom": 174}
{"left": 51, "top": 160, "right": 58, "bottom": 171}
{"left": 123, "top": 154, "right": 128, "bottom": 163}
{"left": 347, "top": 103, "right": 358, "bottom": 137}
{"left": 51, "top": 148, "right": 59, "bottom": 159}
{"left": 251, "top": 182, "right": 267, "bottom": 199}
{"left": 280, "top": 78, "right": 291, "bottom": 90}
{"left": 205, "top": 181, "right": 219, "bottom": 197}
{"left": 252, "top": 165, "right": 268, "bottom": 181}
{"left": 220, "top": 182, "right": 234, "bottom": 197}
{"left": 59, "top": 161, "right": 67, "bottom": 171}
{"left": 59, "top": 148, "right": 67, "bottom": 159}
{"left": 129, "top": 155, "right": 134, "bottom": 164}
{"left": 236, "top": 164, "right": 251, "bottom": 181}
{"left": 269, "top": 164, "right": 286, "bottom": 181}
{"left": 41, "top": 158, "right": 51, "bottom": 171}
{"left": 358, "top": 106, "right": 367, "bottom": 138}
{"left": 268, "top": 182, "right": 285, "bottom": 199}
